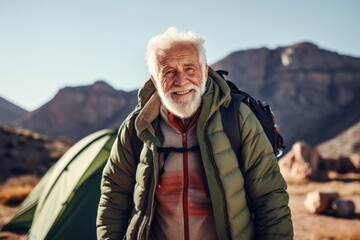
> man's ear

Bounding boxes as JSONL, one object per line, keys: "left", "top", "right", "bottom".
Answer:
{"left": 150, "top": 75, "right": 157, "bottom": 88}
{"left": 205, "top": 64, "right": 209, "bottom": 80}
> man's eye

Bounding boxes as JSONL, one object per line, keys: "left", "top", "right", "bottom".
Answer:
{"left": 185, "top": 67, "right": 195, "bottom": 73}
{"left": 165, "top": 70, "right": 176, "bottom": 77}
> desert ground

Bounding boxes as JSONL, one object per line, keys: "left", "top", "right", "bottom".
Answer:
{"left": 288, "top": 179, "right": 360, "bottom": 240}
{"left": 0, "top": 177, "right": 360, "bottom": 240}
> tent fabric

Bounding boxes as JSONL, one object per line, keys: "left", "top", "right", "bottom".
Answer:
{"left": 2, "top": 128, "right": 117, "bottom": 240}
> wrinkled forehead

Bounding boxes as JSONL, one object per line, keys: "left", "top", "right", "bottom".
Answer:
{"left": 155, "top": 42, "right": 199, "bottom": 61}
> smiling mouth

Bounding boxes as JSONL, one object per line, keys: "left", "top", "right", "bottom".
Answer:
{"left": 173, "top": 89, "right": 193, "bottom": 95}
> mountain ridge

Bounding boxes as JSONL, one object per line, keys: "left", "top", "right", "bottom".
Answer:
{"left": 0, "top": 96, "right": 28, "bottom": 124}
{"left": 3, "top": 41, "right": 360, "bottom": 150}
{"left": 18, "top": 81, "right": 138, "bottom": 141}
{"left": 211, "top": 41, "right": 360, "bottom": 149}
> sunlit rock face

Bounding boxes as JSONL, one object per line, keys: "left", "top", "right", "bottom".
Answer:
{"left": 18, "top": 81, "right": 138, "bottom": 141}
{"left": 212, "top": 42, "right": 360, "bottom": 150}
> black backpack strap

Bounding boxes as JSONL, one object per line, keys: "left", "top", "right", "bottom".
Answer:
{"left": 157, "top": 145, "right": 200, "bottom": 175}
{"left": 221, "top": 91, "right": 245, "bottom": 162}
{"left": 157, "top": 145, "right": 200, "bottom": 161}
{"left": 221, "top": 91, "right": 254, "bottom": 212}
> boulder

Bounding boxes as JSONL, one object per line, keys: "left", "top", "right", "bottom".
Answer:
{"left": 331, "top": 198, "right": 356, "bottom": 218}
{"left": 321, "top": 153, "right": 360, "bottom": 175}
{"left": 279, "top": 141, "right": 328, "bottom": 182}
{"left": 349, "top": 154, "right": 360, "bottom": 171}
{"left": 304, "top": 190, "right": 340, "bottom": 214}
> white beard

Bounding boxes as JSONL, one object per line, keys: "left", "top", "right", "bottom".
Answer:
{"left": 157, "top": 80, "right": 206, "bottom": 119}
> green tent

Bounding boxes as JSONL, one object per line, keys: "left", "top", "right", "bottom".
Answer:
{"left": 2, "top": 128, "right": 117, "bottom": 240}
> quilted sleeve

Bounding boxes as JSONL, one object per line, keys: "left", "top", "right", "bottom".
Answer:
{"left": 239, "top": 103, "right": 294, "bottom": 240}
{"left": 96, "top": 116, "right": 140, "bottom": 239}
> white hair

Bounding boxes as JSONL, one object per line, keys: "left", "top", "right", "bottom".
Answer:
{"left": 145, "top": 26, "right": 207, "bottom": 78}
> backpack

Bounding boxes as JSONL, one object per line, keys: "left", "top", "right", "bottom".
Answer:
{"left": 215, "top": 70, "right": 285, "bottom": 159}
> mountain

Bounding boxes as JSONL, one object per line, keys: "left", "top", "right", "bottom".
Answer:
{"left": 19, "top": 81, "right": 138, "bottom": 141}
{"left": 0, "top": 124, "right": 71, "bottom": 182}
{"left": 317, "top": 120, "right": 360, "bottom": 158}
{"left": 0, "top": 96, "right": 28, "bottom": 124}
{"left": 16, "top": 42, "right": 360, "bottom": 148}
{"left": 212, "top": 42, "right": 360, "bottom": 149}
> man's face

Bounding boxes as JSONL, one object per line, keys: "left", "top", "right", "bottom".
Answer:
{"left": 151, "top": 42, "right": 208, "bottom": 118}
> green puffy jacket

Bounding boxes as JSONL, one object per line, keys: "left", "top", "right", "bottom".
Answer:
{"left": 97, "top": 68, "right": 293, "bottom": 239}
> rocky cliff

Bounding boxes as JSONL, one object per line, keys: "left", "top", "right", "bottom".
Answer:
{"left": 19, "top": 81, "right": 138, "bottom": 141}
{"left": 212, "top": 42, "right": 360, "bottom": 149}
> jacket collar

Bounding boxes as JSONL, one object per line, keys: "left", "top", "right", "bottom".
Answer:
{"left": 167, "top": 107, "right": 201, "bottom": 133}
{"left": 135, "top": 91, "right": 161, "bottom": 136}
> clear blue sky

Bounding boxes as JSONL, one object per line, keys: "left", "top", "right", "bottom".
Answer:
{"left": 1, "top": 0, "right": 359, "bottom": 111}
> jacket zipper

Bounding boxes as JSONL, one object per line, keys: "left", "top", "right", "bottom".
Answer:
{"left": 168, "top": 115, "right": 197, "bottom": 240}
{"left": 205, "top": 124, "right": 231, "bottom": 238}
{"left": 182, "top": 132, "right": 190, "bottom": 240}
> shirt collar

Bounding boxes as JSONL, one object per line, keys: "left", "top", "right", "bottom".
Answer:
{"left": 167, "top": 107, "right": 201, "bottom": 133}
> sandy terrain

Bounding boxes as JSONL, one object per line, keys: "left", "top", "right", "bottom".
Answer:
{"left": 288, "top": 180, "right": 360, "bottom": 240}
{"left": 1, "top": 180, "right": 360, "bottom": 240}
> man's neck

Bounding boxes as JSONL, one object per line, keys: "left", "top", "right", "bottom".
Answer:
{"left": 167, "top": 108, "right": 201, "bottom": 132}
{"left": 179, "top": 117, "right": 192, "bottom": 129}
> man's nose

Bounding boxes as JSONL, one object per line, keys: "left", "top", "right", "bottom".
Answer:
{"left": 174, "top": 71, "right": 188, "bottom": 86}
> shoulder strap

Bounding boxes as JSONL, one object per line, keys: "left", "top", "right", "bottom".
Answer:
{"left": 220, "top": 90, "right": 245, "bottom": 162}
{"left": 221, "top": 90, "right": 254, "bottom": 213}
{"left": 157, "top": 145, "right": 200, "bottom": 162}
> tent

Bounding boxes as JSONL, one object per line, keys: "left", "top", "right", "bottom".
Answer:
{"left": 2, "top": 128, "right": 117, "bottom": 240}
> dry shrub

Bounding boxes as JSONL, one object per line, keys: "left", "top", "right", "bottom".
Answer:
{"left": 0, "top": 185, "right": 33, "bottom": 206}
{"left": 0, "top": 175, "right": 40, "bottom": 188}
{"left": 0, "top": 175, "right": 40, "bottom": 206}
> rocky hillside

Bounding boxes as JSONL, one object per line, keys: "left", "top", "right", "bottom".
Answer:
{"left": 0, "top": 125, "right": 71, "bottom": 182}
{"left": 19, "top": 81, "right": 138, "bottom": 141}
{"left": 212, "top": 42, "right": 360, "bottom": 149}
{"left": 0, "top": 96, "right": 28, "bottom": 124}
{"left": 278, "top": 118, "right": 360, "bottom": 183}
{"left": 317, "top": 120, "right": 360, "bottom": 159}
{"left": 14, "top": 42, "right": 360, "bottom": 147}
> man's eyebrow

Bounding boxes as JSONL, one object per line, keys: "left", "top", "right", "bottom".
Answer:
{"left": 160, "top": 66, "right": 173, "bottom": 72}
{"left": 184, "top": 63, "right": 195, "bottom": 67}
